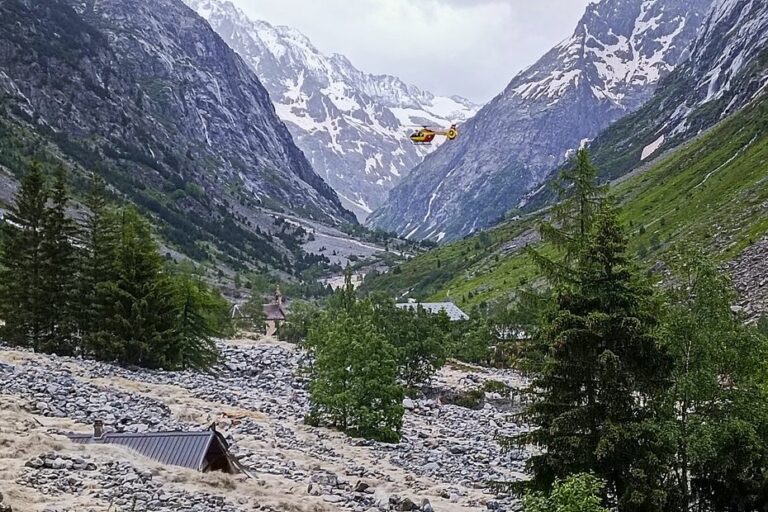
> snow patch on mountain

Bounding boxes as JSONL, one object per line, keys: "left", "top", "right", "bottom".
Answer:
{"left": 641, "top": 135, "right": 665, "bottom": 160}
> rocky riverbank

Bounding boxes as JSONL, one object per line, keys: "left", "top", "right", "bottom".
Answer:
{"left": 0, "top": 338, "right": 531, "bottom": 512}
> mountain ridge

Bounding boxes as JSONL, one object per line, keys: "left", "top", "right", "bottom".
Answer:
{"left": 368, "top": 0, "right": 715, "bottom": 242}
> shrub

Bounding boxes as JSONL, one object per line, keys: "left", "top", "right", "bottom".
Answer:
{"left": 444, "top": 388, "right": 485, "bottom": 409}
{"left": 482, "top": 379, "right": 511, "bottom": 397}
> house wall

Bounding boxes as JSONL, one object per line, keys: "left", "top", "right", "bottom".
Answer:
{"left": 265, "top": 320, "right": 284, "bottom": 337}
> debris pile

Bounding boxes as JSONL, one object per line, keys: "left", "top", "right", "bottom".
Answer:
{"left": 20, "top": 454, "right": 250, "bottom": 512}
{"left": 1, "top": 339, "right": 531, "bottom": 511}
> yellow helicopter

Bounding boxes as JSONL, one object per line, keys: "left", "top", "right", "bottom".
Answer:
{"left": 409, "top": 124, "right": 459, "bottom": 145}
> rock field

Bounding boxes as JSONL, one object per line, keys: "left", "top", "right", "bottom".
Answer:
{"left": 728, "top": 234, "right": 768, "bottom": 323}
{"left": 0, "top": 338, "right": 531, "bottom": 512}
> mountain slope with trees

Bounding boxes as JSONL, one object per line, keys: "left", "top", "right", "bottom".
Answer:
{"left": 362, "top": 91, "right": 768, "bottom": 318}
{"left": 0, "top": 0, "right": 354, "bottom": 271}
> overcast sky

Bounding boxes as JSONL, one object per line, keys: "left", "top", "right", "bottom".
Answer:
{"left": 229, "top": 0, "right": 593, "bottom": 104}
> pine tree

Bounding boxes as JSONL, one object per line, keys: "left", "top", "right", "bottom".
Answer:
{"left": 528, "top": 149, "right": 606, "bottom": 285}
{"left": 39, "top": 166, "right": 79, "bottom": 354}
{"left": 168, "top": 274, "right": 221, "bottom": 370}
{"left": 519, "top": 209, "right": 671, "bottom": 511}
{"left": 99, "top": 208, "right": 177, "bottom": 367}
{"left": 78, "top": 174, "right": 119, "bottom": 341}
{"left": 0, "top": 164, "right": 49, "bottom": 349}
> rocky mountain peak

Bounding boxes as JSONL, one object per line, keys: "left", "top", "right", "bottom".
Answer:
{"left": 185, "top": 0, "right": 479, "bottom": 220}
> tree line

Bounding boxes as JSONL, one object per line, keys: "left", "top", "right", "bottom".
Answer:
{"left": 510, "top": 150, "right": 768, "bottom": 511}
{"left": 0, "top": 163, "right": 231, "bottom": 370}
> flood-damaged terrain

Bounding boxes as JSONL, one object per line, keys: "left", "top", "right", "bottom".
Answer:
{"left": 0, "top": 337, "right": 531, "bottom": 512}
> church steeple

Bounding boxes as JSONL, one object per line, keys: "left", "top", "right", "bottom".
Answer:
{"left": 274, "top": 285, "right": 283, "bottom": 305}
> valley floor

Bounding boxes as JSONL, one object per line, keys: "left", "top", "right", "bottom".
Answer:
{"left": 0, "top": 337, "right": 530, "bottom": 512}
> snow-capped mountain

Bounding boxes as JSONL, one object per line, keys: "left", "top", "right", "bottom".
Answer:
{"left": 369, "top": 0, "right": 715, "bottom": 242}
{"left": 658, "top": 0, "right": 768, "bottom": 137}
{"left": 563, "top": 0, "right": 768, "bottom": 189}
{"left": 185, "top": 0, "right": 479, "bottom": 221}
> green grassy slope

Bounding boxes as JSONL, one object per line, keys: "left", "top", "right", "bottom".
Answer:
{"left": 362, "top": 94, "right": 768, "bottom": 309}
{"left": 362, "top": 218, "right": 540, "bottom": 305}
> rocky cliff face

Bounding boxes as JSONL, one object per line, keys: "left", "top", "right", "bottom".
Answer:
{"left": 184, "top": 0, "right": 478, "bottom": 221}
{"left": 579, "top": 0, "right": 768, "bottom": 182}
{"left": 0, "top": 0, "right": 354, "bottom": 267}
{"left": 678, "top": 0, "right": 768, "bottom": 124}
{"left": 369, "top": 0, "right": 714, "bottom": 242}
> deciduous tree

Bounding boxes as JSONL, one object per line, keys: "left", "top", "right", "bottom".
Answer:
{"left": 524, "top": 473, "right": 608, "bottom": 512}
{"left": 306, "top": 275, "right": 404, "bottom": 442}
{"left": 659, "top": 253, "right": 768, "bottom": 511}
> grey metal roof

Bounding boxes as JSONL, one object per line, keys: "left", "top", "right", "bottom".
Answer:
{"left": 68, "top": 431, "right": 218, "bottom": 471}
{"left": 395, "top": 302, "right": 469, "bottom": 321}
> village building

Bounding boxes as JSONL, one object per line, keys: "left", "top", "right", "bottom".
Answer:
{"left": 394, "top": 301, "right": 469, "bottom": 321}
{"left": 262, "top": 286, "right": 287, "bottom": 336}
{"left": 68, "top": 422, "right": 244, "bottom": 474}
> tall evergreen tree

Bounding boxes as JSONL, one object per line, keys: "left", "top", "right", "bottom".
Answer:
{"left": 517, "top": 149, "right": 608, "bottom": 373}
{"left": 78, "top": 174, "right": 119, "bottom": 341}
{"left": 0, "top": 164, "right": 49, "bottom": 349}
{"left": 99, "top": 208, "right": 177, "bottom": 367}
{"left": 168, "top": 274, "right": 221, "bottom": 370}
{"left": 39, "top": 166, "right": 78, "bottom": 354}
{"left": 529, "top": 149, "right": 606, "bottom": 285}
{"left": 519, "top": 209, "right": 671, "bottom": 511}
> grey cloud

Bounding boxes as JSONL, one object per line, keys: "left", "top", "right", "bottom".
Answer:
{"left": 230, "top": 0, "right": 592, "bottom": 102}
